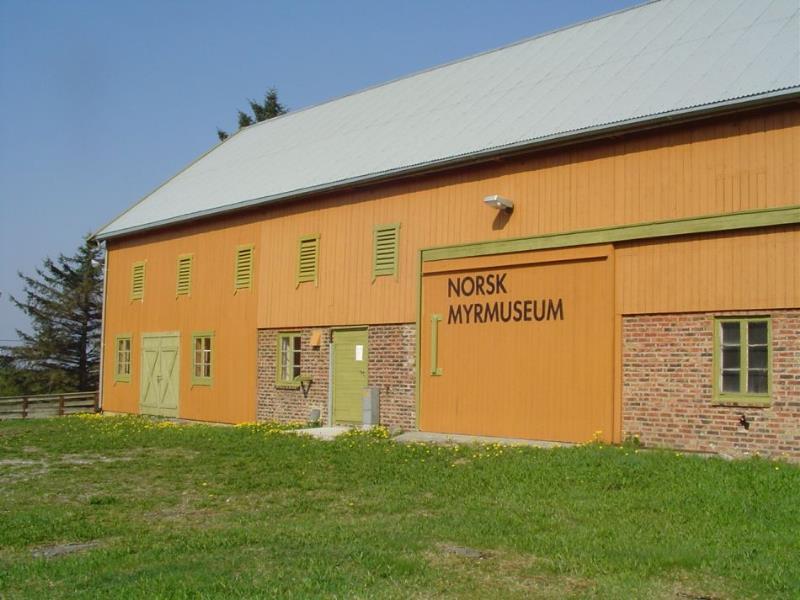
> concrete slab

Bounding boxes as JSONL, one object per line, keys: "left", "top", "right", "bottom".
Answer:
{"left": 290, "top": 426, "right": 351, "bottom": 441}
{"left": 393, "top": 431, "right": 574, "bottom": 448}
{"left": 287, "top": 426, "right": 574, "bottom": 448}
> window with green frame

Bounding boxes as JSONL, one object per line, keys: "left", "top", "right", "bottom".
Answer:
{"left": 114, "top": 335, "right": 132, "bottom": 382}
{"left": 276, "top": 332, "right": 302, "bottom": 387}
{"left": 192, "top": 332, "right": 214, "bottom": 386}
{"left": 714, "top": 317, "right": 771, "bottom": 405}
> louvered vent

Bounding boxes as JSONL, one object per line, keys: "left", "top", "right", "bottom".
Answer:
{"left": 373, "top": 224, "right": 399, "bottom": 280}
{"left": 176, "top": 255, "right": 193, "bottom": 296}
{"left": 297, "top": 235, "right": 319, "bottom": 286}
{"left": 234, "top": 245, "right": 254, "bottom": 291}
{"left": 131, "top": 262, "right": 145, "bottom": 300}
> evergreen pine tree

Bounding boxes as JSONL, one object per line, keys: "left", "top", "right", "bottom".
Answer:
{"left": 217, "top": 87, "right": 287, "bottom": 141}
{"left": 249, "top": 88, "right": 286, "bottom": 121}
{"left": 3, "top": 237, "right": 104, "bottom": 393}
{"left": 0, "top": 354, "right": 29, "bottom": 396}
{"left": 237, "top": 110, "right": 254, "bottom": 129}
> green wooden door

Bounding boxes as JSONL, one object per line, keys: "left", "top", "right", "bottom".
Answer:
{"left": 140, "top": 333, "right": 180, "bottom": 418}
{"left": 332, "top": 329, "right": 368, "bottom": 424}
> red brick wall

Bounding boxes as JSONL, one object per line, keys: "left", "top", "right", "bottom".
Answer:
{"left": 623, "top": 309, "right": 800, "bottom": 461}
{"left": 257, "top": 324, "right": 416, "bottom": 429}
{"left": 368, "top": 324, "right": 416, "bottom": 430}
{"left": 257, "top": 328, "right": 331, "bottom": 424}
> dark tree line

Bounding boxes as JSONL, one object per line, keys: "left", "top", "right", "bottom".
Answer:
{"left": 1, "top": 238, "right": 103, "bottom": 395}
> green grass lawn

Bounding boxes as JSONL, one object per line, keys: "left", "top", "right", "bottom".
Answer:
{"left": 0, "top": 416, "right": 798, "bottom": 599}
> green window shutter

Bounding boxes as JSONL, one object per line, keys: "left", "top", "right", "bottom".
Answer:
{"left": 176, "top": 254, "right": 193, "bottom": 296}
{"left": 373, "top": 223, "right": 400, "bottom": 281}
{"left": 234, "top": 245, "right": 254, "bottom": 291}
{"left": 297, "top": 235, "right": 319, "bottom": 286}
{"left": 131, "top": 262, "right": 145, "bottom": 300}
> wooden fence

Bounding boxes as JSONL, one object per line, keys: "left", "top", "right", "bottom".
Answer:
{"left": 0, "top": 391, "right": 99, "bottom": 420}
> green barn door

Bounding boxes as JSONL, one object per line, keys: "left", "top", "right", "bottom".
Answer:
{"left": 332, "top": 329, "right": 368, "bottom": 424}
{"left": 140, "top": 333, "right": 180, "bottom": 418}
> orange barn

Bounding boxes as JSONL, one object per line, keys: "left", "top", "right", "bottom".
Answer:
{"left": 96, "top": 0, "right": 800, "bottom": 460}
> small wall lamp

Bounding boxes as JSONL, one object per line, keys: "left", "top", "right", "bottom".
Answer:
{"left": 483, "top": 194, "right": 514, "bottom": 211}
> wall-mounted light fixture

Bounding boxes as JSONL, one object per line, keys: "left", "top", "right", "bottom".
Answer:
{"left": 483, "top": 194, "right": 514, "bottom": 211}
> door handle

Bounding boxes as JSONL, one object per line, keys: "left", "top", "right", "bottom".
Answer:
{"left": 430, "top": 314, "right": 443, "bottom": 376}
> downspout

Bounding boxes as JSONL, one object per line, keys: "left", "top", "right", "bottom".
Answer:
{"left": 327, "top": 337, "right": 333, "bottom": 426}
{"left": 97, "top": 241, "right": 109, "bottom": 411}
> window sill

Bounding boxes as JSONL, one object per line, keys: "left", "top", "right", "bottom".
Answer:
{"left": 191, "top": 379, "right": 213, "bottom": 387}
{"left": 276, "top": 382, "right": 301, "bottom": 390}
{"left": 712, "top": 396, "right": 771, "bottom": 408}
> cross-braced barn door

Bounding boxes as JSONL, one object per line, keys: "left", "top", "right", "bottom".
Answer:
{"left": 140, "top": 333, "right": 180, "bottom": 418}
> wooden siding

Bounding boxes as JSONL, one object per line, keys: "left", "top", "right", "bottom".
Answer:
{"left": 259, "top": 106, "right": 799, "bottom": 328}
{"left": 101, "top": 106, "right": 799, "bottom": 424}
{"left": 102, "top": 213, "right": 260, "bottom": 423}
{"left": 616, "top": 225, "right": 800, "bottom": 315}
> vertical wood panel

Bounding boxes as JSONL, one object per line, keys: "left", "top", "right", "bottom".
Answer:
{"left": 616, "top": 226, "right": 800, "bottom": 315}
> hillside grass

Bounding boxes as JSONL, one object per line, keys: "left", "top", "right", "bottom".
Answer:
{"left": 0, "top": 415, "right": 798, "bottom": 599}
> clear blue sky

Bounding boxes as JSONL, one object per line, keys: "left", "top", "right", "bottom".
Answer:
{"left": 0, "top": 0, "right": 637, "bottom": 342}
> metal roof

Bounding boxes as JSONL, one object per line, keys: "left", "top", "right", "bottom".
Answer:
{"left": 97, "top": 0, "right": 800, "bottom": 239}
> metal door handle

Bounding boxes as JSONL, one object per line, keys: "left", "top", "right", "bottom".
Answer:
{"left": 430, "top": 314, "right": 443, "bottom": 376}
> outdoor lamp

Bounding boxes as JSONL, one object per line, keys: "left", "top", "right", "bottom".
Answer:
{"left": 483, "top": 194, "right": 514, "bottom": 211}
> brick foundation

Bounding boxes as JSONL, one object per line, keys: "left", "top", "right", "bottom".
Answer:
{"left": 257, "top": 324, "right": 416, "bottom": 429}
{"left": 623, "top": 309, "right": 800, "bottom": 461}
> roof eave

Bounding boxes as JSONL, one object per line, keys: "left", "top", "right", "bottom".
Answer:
{"left": 95, "top": 87, "right": 800, "bottom": 242}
